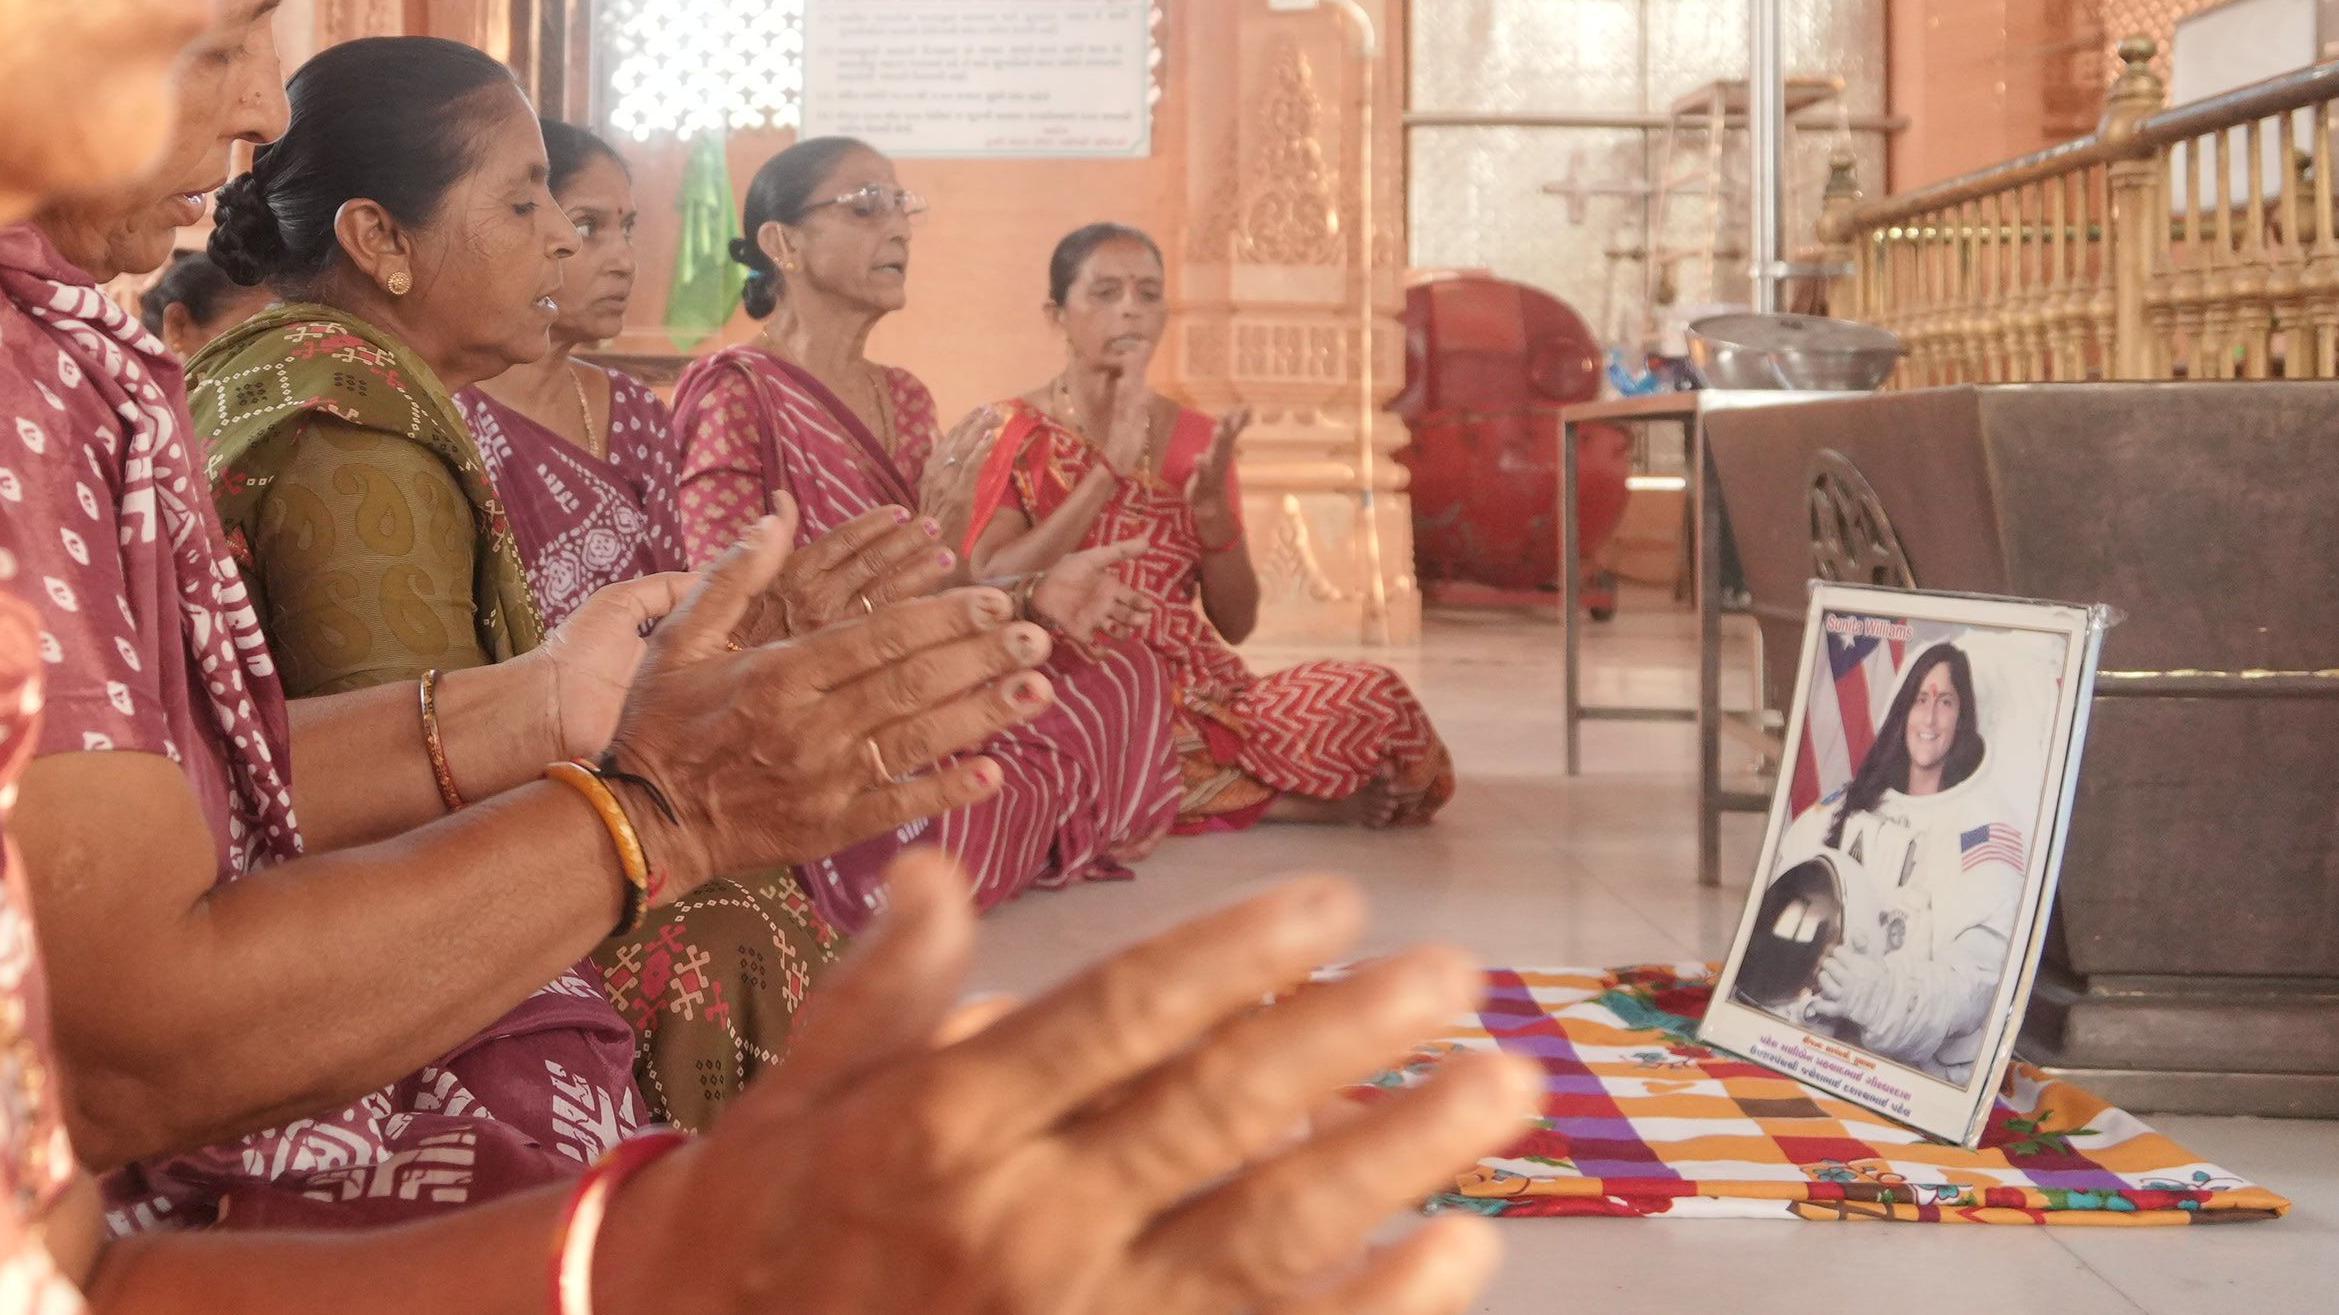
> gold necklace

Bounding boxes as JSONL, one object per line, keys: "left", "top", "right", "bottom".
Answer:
{"left": 1055, "top": 374, "right": 1156, "bottom": 480}
{"left": 567, "top": 362, "right": 605, "bottom": 462}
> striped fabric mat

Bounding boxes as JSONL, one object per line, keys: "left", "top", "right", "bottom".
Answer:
{"left": 1349, "top": 964, "right": 2290, "bottom": 1224}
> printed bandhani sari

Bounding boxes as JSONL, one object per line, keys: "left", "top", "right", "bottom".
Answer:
{"left": 948, "top": 399, "right": 1456, "bottom": 831}
{"left": 457, "top": 367, "right": 844, "bottom": 1133}
{"left": 0, "top": 238, "right": 640, "bottom": 1231}
{"left": 455, "top": 369, "right": 686, "bottom": 626}
{"left": 674, "top": 346, "right": 1180, "bottom": 931}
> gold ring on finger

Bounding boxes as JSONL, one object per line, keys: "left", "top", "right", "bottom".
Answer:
{"left": 863, "top": 736, "right": 894, "bottom": 782}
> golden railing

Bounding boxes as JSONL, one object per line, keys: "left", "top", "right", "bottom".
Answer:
{"left": 1820, "top": 37, "right": 2339, "bottom": 383}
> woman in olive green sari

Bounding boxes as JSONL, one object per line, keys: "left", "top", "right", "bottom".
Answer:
{"left": 200, "top": 304, "right": 546, "bottom": 685}
{"left": 191, "top": 39, "right": 953, "bottom": 1129}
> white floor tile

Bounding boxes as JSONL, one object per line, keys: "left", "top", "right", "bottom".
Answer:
{"left": 1473, "top": 1218, "right": 2150, "bottom": 1314}
{"left": 965, "top": 602, "right": 2334, "bottom": 1310}
{"left": 2049, "top": 1114, "right": 2339, "bottom": 1314}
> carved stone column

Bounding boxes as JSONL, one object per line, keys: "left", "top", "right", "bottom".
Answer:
{"left": 1169, "top": 0, "right": 1415, "bottom": 647}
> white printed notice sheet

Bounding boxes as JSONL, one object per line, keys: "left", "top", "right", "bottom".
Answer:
{"left": 800, "top": 0, "right": 1156, "bottom": 159}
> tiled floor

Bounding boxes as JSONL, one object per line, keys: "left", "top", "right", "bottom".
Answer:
{"left": 965, "top": 599, "right": 2339, "bottom": 1313}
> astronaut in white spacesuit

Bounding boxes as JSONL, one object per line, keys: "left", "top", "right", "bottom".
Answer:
{"left": 1774, "top": 642, "right": 2029, "bottom": 1084}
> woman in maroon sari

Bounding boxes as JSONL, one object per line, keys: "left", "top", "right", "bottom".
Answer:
{"left": 458, "top": 122, "right": 685, "bottom": 623}
{"left": 934, "top": 225, "right": 1457, "bottom": 833}
{"left": 676, "top": 138, "right": 1179, "bottom": 930}
{"left": 5, "top": 31, "right": 1062, "bottom": 1230}
{"left": 457, "top": 120, "right": 839, "bottom": 1129}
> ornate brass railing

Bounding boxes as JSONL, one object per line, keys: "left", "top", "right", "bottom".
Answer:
{"left": 1821, "top": 38, "right": 2339, "bottom": 383}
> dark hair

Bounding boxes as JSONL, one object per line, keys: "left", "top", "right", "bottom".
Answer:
{"left": 729, "top": 136, "right": 873, "bottom": 319}
{"left": 541, "top": 118, "right": 626, "bottom": 197}
{"left": 1047, "top": 223, "right": 1164, "bottom": 306}
{"left": 1825, "top": 642, "right": 1986, "bottom": 848}
{"left": 208, "top": 36, "right": 519, "bottom": 289}
{"left": 140, "top": 251, "right": 248, "bottom": 337}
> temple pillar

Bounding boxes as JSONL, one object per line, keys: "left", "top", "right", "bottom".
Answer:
{"left": 1170, "top": 0, "right": 1414, "bottom": 647}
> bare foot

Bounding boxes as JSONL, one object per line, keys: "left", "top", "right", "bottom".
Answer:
{"left": 1262, "top": 774, "right": 1403, "bottom": 829}
{"left": 1354, "top": 772, "right": 1404, "bottom": 829}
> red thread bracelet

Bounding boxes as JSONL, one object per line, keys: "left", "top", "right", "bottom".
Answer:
{"left": 551, "top": 1130, "right": 689, "bottom": 1315}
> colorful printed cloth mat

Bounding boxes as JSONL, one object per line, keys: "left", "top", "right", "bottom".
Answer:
{"left": 1350, "top": 964, "right": 2290, "bottom": 1225}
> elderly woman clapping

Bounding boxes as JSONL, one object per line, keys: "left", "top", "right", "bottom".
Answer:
{"left": 0, "top": 7, "right": 1535, "bottom": 1313}
{"left": 12, "top": 25, "right": 1057, "bottom": 1226}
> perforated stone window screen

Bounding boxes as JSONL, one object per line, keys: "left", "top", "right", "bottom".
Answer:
{"left": 599, "top": 0, "right": 806, "bottom": 141}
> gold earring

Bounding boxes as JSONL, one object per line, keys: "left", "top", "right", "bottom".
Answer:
{"left": 385, "top": 270, "right": 413, "bottom": 296}
{"left": 779, "top": 257, "right": 798, "bottom": 273}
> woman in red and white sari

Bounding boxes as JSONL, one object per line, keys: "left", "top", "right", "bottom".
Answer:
{"left": 675, "top": 139, "right": 1179, "bottom": 931}
{"left": 933, "top": 225, "right": 1456, "bottom": 833}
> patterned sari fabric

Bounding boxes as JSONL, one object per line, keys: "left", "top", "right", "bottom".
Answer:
{"left": 194, "top": 303, "right": 547, "bottom": 675}
{"left": 949, "top": 400, "right": 1455, "bottom": 832}
{"left": 455, "top": 370, "right": 686, "bottom": 628}
{"left": 1353, "top": 964, "right": 2290, "bottom": 1224}
{"left": 457, "top": 370, "right": 843, "bottom": 1133}
{"left": 594, "top": 871, "right": 841, "bottom": 1131}
{"left": 201, "top": 312, "right": 839, "bottom": 1134}
{"left": 0, "top": 596, "right": 86, "bottom": 1312}
{"left": 673, "top": 347, "right": 1180, "bottom": 931}
{"left": 0, "top": 246, "right": 643, "bottom": 1231}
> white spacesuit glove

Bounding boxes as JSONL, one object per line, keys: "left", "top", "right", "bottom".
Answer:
{"left": 1812, "top": 940, "right": 1893, "bottom": 1030}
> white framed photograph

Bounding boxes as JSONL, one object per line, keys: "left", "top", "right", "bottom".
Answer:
{"left": 1699, "top": 584, "right": 2108, "bottom": 1147}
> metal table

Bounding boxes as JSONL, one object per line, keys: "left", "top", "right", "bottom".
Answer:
{"left": 1559, "top": 390, "right": 1827, "bottom": 886}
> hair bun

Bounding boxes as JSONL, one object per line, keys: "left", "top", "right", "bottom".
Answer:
{"left": 206, "top": 173, "right": 287, "bottom": 287}
{"left": 727, "top": 235, "right": 757, "bottom": 268}
{"left": 739, "top": 266, "right": 781, "bottom": 320}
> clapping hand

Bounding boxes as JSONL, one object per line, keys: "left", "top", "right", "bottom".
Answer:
{"left": 1027, "top": 538, "right": 1156, "bottom": 646}
{"left": 735, "top": 494, "right": 958, "bottom": 643}
{"left": 1185, "top": 408, "right": 1250, "bottom": 548}
{"left": 510, "top": 495, "right": 977, "bottom": 777}
{"left": 599, "top": 517, "right": 1058, "bottom": 900}
{"left": 600, "top": 851, "right": 1542, "bottom": 1315}
{"left": 527, "top": 570, "right": 700, "bottom": 760}
{"left": 1096, "top": 340, "right": 1159, "bottom": 478}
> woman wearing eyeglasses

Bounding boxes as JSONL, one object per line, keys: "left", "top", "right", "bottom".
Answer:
{"left": 445, "top": 119, "right": 853, "bottom": 1133}
{"left": 673, "top": 137, "right": 1182, "bottom": 931}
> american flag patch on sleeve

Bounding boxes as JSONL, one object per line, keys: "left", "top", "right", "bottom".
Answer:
{"left": 1960, "top": 822, "right": 2027, "bottom": 871}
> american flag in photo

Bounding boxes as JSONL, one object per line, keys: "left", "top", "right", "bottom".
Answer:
{"left": 1961, "top": 822, "right": 2028, "bottom": 872}
{"left": 1788, "top": 623, "right": 1907, "bottom": 817}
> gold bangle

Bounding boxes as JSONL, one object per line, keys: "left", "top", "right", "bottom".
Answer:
{"left": 418, "top": 669, "right": 465, "bottom": 812}
{"left": 545, "top": 760, "right": 651, "bottom": 936}
{"left": 1009, "top": 572, "right": 1045, "bottom": 626}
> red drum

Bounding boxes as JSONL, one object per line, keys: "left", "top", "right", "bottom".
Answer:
{"left": 1392, "top": 274, "right": 1630, "bottom": 612}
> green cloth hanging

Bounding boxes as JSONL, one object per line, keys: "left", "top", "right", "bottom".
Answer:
{"left": 665, "top": 133, "right": 745, "bottom": 350}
